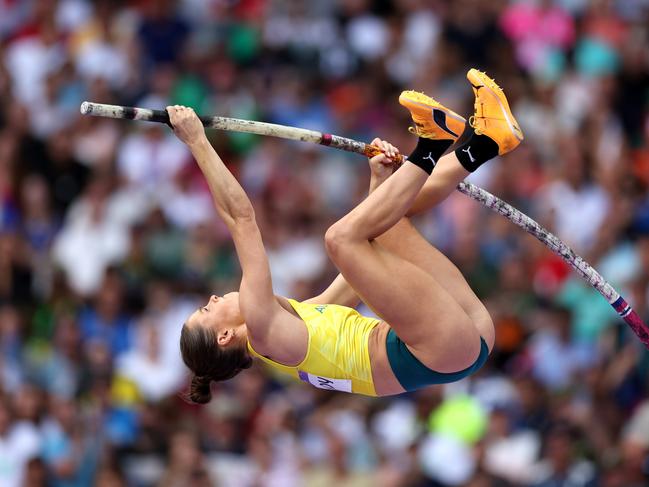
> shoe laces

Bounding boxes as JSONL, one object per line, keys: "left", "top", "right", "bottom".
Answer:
{"left": 468, "top": 115, "right": 483, "bottom": 135}
{"left": 408, "top": 124, "right": 437, "bottom": 138}
{"left": 468, "top": 71, "right": 502, "bottom": 136}
{"left": 404, "top": 90, "right": 440, "bottom": 138}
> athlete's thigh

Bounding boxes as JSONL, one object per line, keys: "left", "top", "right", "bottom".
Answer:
{"left": 376, "top": 218, "right": 494, "bottom": 346}
{"left": 330, "top": 238, "right": 481, "bottom": 372}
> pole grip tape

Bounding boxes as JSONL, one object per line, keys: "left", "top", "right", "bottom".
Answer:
{"left": 363, "top": 144, "right": 405, "bottom": 165}
{"left": 145, "top": 108, "right": 213, "bottom": 129}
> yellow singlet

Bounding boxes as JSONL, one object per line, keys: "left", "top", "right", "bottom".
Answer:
{"left": 247, "top": 299, "right": 381, "bottom": 396}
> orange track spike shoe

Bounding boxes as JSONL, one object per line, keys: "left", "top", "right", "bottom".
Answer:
{"left": 399, "top": 90, "right": 466, "bottom": 142}
{"left": 466, "top": 69, "right": 524, "bottom": 155}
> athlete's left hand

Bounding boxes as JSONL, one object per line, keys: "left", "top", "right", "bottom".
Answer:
{"left": 167, "top": 105, "right": 206, "bottom": 147}
{"left": 368, "top": 138, "right": 400, "bottom": 180}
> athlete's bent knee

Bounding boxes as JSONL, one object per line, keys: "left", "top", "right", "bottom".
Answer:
{"left": 324, "top": 222, "right": 354, "bottom": 259}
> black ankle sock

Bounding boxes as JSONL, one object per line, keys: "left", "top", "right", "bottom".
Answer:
{"left": 454, "top": 131, "right": 499, "bottom": 172}
{"left": 407, "top": 138, "right": 453, "bottom": 175}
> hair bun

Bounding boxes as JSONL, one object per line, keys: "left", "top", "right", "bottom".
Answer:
{"left": 189, "top": 374, "right": 212, "bottom": 404}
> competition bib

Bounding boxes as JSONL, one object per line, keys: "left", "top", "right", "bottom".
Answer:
{"left": 298, "top": 371, "right": 352, "bottom": 393}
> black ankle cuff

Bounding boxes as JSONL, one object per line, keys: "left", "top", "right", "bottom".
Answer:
{"left": 407, "top": 138, "right": 454, "bottom": 174}
{"left": 454, "top": 132, "right": 499, "bottom": 172}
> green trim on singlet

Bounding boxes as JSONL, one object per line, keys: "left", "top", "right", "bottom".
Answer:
{"left": 385, "top": 330, "right": 489, "bottom": 391}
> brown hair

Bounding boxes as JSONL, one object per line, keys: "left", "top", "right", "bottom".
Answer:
{"left": 179, "top": 324, "right": 252, "bottom": 404}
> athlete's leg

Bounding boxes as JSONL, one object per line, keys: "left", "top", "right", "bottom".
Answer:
{"left": 334, "top": 90, "right": 468, "bottom": 243}
{"left": 367, "top": 150, "right": 493, "bottom": 347}
{"left": 326, "top": 70, "right": 522, "bottom": 371}
{"left": 406, "top": 152, "right": 468, "bottom": 216}
{"left": 325, "top": 230, "right": 482, "bottom": 372}
{"left": 375, "top": 218, "right": 495, "bottom": 349}
{"left": 325, "top": 97, "right": 472, "bottom": 371}
{"left": 378, "top": 69, "right": 524, "bottom": 348}
{"left": 334, "top": 162, "right": 431, "bottom": 242}
{"left": 365, "top": 139, "right": 493, "bottom": 345}
{"left": 409, "top": 67, "right": 524, "bottom": 215}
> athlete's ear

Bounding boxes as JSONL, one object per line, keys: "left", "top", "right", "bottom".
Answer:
{"left": 217, "top": 329, "right": 234, "bottom": 346}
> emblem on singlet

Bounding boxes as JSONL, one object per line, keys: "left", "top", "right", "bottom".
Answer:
{"left": 314, "top": 305, "right": 327, "bottom": 314}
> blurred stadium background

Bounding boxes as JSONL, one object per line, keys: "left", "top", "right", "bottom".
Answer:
{"left": 1, "top": 0, "right": 648, "bottom": 486}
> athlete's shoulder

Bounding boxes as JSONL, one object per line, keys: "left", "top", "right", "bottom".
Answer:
{"left": 249, "top": 297, "right": 308, "bottom": 364}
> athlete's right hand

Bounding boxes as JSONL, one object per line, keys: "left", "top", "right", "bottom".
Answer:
{"left": 368, "top": 138, "right": 400, "bottom": 180}
{"left": 167, "top": 105, "right": 206, "bottom": 146}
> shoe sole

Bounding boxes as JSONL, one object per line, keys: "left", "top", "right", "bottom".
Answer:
{"left": 469, "top": 71, "right": 524, "bottom": 143}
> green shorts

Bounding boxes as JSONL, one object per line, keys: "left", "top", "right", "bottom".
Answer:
{"left": 385, "top": 329, "right": 490, "bottom": 391}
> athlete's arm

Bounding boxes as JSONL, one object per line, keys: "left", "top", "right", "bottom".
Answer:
{"left": 167, "top": 106, "right": 284, "bottom": 338}
{"left": 305, "top": 138, "right": 399, "bottom": 308}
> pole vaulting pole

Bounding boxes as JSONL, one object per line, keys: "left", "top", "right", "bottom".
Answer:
{"left": 80, "top": 101, "right": 649, "bottom": 349}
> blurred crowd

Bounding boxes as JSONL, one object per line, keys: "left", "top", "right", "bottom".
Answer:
{"left": 0, "top": 0, "right": 648, "bottom": 486}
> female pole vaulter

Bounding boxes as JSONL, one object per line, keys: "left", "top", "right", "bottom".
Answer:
{"left": 174, "top": 69, "right": 524, "bottom": 402}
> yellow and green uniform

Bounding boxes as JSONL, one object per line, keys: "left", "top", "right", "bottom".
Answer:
{"left": 248, "top": 299, "right": 492, "bottom": 395}
{"left": 247, "top": 299, "right": 381, "bottom": 396}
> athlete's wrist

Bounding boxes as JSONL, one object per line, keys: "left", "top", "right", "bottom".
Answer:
{"left": 187, "top": 134, "right": 211, "bottom": 152}
{"left": 369, "top": 173, "right": 389, "bottom": 193}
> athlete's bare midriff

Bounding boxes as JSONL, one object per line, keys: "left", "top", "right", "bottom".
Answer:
{"left": 368, "top": 322, "right": 406, "bottom": 396}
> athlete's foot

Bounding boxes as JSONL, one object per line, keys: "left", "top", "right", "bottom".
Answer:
{"left": 399, "top": 91, "right": 466, "bottom": 143}
{"left": 466, "top": 69, "right": 524, "bottom": 155}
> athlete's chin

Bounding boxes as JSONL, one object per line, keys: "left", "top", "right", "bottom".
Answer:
{"left": 224, "top": 291, "right": 239, "bottom": 299}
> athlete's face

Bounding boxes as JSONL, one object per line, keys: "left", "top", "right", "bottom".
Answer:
{"left": 186, "top": 292, "right": 246, "bottom": 347}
